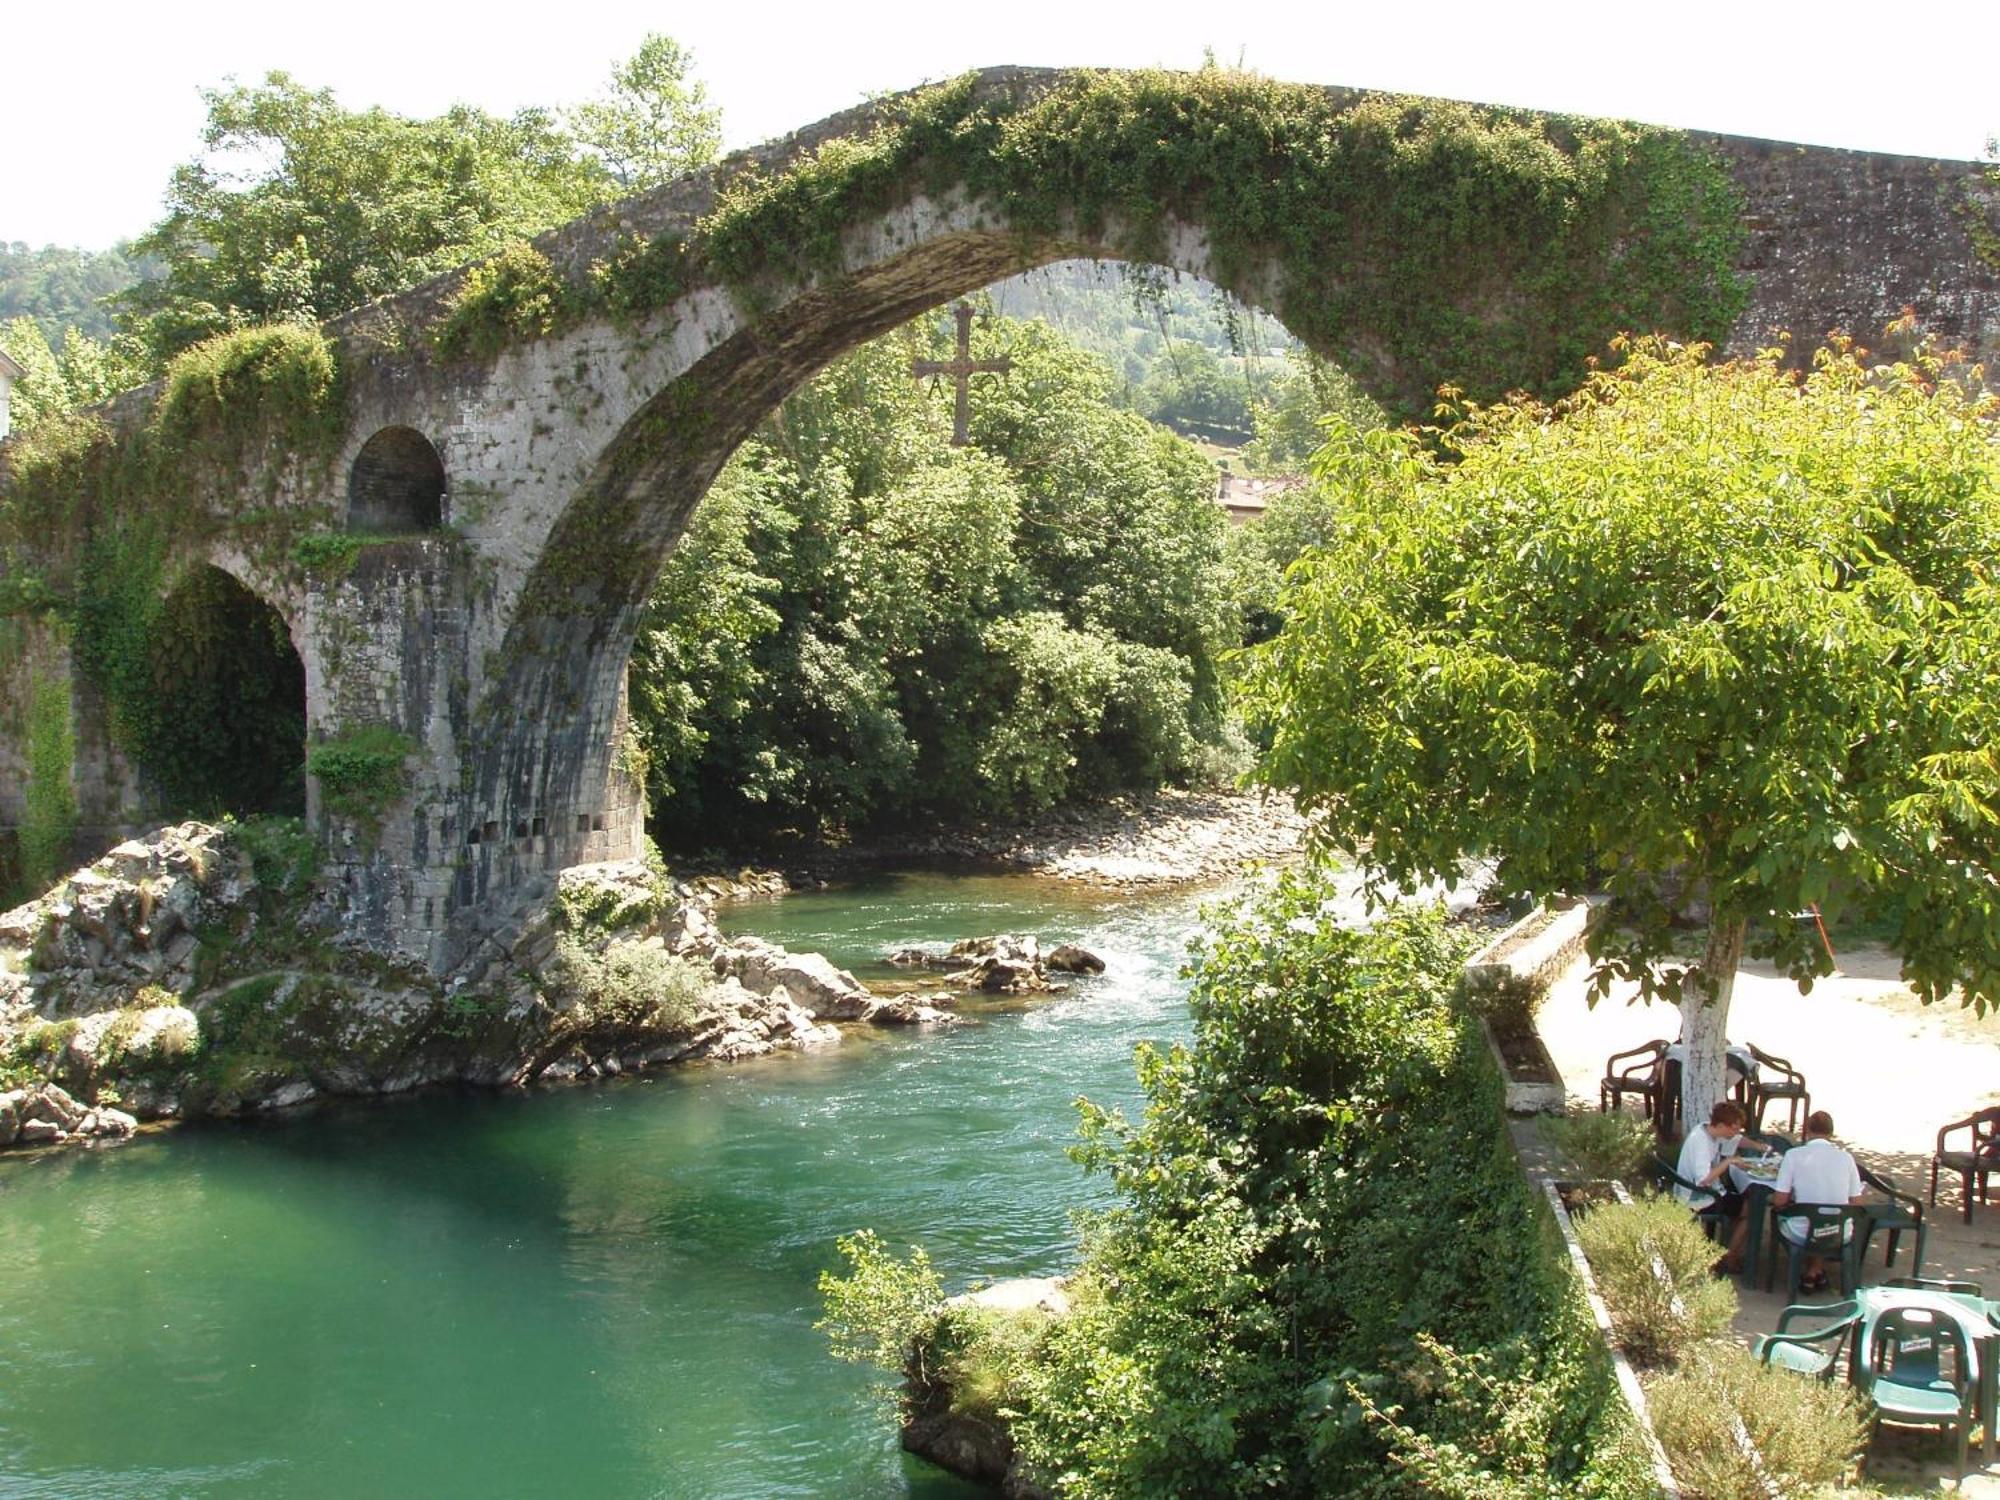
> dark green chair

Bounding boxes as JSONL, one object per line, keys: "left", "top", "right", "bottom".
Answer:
{"left": 1651, "top": 1155, "right": 1733, "bottom": 1243}
{"left": 1883, "top": 1276, "right": 1984, "bottom": 1296}
{"left": 1930, "top": 1107, "right": 2000, "bottom": 1224}
{"left": 1766, "top": 1203, "right": 1865, "bottom": 1299}
{"left": 1754, "top": 1299, "right": 1860, "bottom": 1381}
{"left": 1858, "top": 1304, "right": 1975, "bottom": 1481}
{"left": 1859, "top": 1165, "right": 1928, "bottom": 1279}
{"left": 1744, "top": 1043, "right": 1810, "bottom": 1133}
{"left": 1601, "top": 1040, "right": 1668, "bottom": 1117}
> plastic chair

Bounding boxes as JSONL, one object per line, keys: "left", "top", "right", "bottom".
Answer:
{"left": 1601, "top": 1040, "right": 1668, "bottom": 1118}
{"left": 1858, "top": 1304, "right": 1975, "bottom": 1481}
{"left": 1858, "top": 1164, "right": 1928, "bottom": 1280}
{"left": 1930, "top": 1107, "right": 2000, "bottom": 1224}
{"left": 1744, "top": 1043, "right": 1810, "bottom": 1133}
{"left": 1755, "top": 1298, "right": 1860, "bottom": 1381}
{"left": 1766, "top": 1203, "right": 1865, "bottom": 1299}
{"left": 1651, "top": 1155, "right": 1734, "bottom": 1243}
{"left": 1884, "top": 1276, "right": 1984, "bottom": 1297}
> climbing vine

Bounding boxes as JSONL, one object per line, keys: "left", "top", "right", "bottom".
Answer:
{"left": 583, "top": 68, "right": 1748, "bottom": 414}
{"left": 0, "top": 324, "right": 342, "bottom": 813}
{"left": 306, "top": 725, "right": 417, "bottom": 827}
{"left": 20, "top": 669, "right": 77, "bottom": 894}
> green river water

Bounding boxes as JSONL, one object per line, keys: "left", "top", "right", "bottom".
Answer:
{"left": 0, "top": 870, "right": 1348, "bottom": 1498}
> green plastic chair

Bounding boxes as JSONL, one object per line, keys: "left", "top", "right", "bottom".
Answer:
{"left": 1651, "top": 1155, "right": 1733, "bottom": 1243}
{"left": 1767, "top": 1203, "right": 1865, "bottom": 1299}
{"left": 1883, "top": 1276, "right": 1983, "bottom": 1297}
{"left": 1858, "top": 1304, "right": 1975, "bottom": 1481}
{"left": 1859, "top": 1164, "right": 1929, "bottom": 1279}
{"left": 1754, "top": 1299, "right": 1860, "bottom": 1381}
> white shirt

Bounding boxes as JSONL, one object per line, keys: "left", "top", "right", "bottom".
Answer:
{"left": 1774, "top": 1137, "right": 1865, "bottom": 1243}
{"left": 1675, "top": 1126, "right": 1739, "bottom": 1211}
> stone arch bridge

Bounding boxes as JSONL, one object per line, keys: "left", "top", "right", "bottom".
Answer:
{"left": 3, "top": 66, "right": 1996, "bottom": 974}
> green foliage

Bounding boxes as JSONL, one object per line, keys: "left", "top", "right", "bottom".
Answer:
{"left": 679, "top": 68, "right": 1744, "bottom": 416}
{"left": 1573, "top": 1195, "right": 1737, "bottom": 1367}
{"left": 19, "top": 670, "right": 77, "bottom": 896}
{"left": 630, "top": 315, "right": 1237, "bottom": 844}
{"left": 306, "top": 726, "right": 414, "bottom": 825}
{"left": 0, "top": 316, "right": 142, "bottom": 440}
{"left": 540, "top": 937, "right": 710, "bottom": 1049}
{"left": 117, "top": 72, "right": 613, "bottom": 363}
{"left": 1243, "top": 339, "right": 2000, "bottom": 1027}
{"left": 0, "top": 241, "right": 151, "bottom": 344}
{"left": 289, "top": 530, "right": 393, "bottom": 573}
{"left": 433, "top": 242, "right": 574, "bottom": 361}
{"left": 567, "top": 32, "right": 722, "bottom": 192}
{"left": 821, "top": 871, "right": 1641, "bottom": 1497}
{"left": 1241, "top": 349, "right": 1388, "bottom": 475}
{"left": 1648, "top": 1342, "right": 1866, "bottom": 1497}
{"left": 223, "top": 815, "right": 320, "bottom": 897}
{"left": 1356, "top": 1331, "right": 1658, "bottom": 1499}
{"left": 123, "top": 566, "right": 307, "bottom": 819}
{"left": 816, "top": 1230, "right": 948, "bottom": 1394}
{"left": 1541, "top": 1111, "right": 1655, "bottom": 1187}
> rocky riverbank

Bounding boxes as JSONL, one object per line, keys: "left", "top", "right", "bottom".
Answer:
{"left": 688, "top": 787, "right": 1306, "bottom": 893}
{"left": 0, "top": 823, "right": 970, "bottom": 1151}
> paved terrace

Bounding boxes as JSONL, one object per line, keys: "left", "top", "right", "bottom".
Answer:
{"left": 1537, "top": 951, "right": 2000, "bottom": 1492}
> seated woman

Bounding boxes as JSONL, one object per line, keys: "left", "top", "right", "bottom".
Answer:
{"left": 1675, "top": 1099, "right": 1770, "bottom": 1272}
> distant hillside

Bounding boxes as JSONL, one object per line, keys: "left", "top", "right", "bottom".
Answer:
{"left": 0, "top": 242, "right": 152, "bottom": 344}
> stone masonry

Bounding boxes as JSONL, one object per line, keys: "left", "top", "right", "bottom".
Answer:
{"left": 3, "top": 67, "right": 1996, "bottom": 976}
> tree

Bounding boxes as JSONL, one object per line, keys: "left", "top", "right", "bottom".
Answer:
{"left": 117, "top": 72, "right": 612, "bottom": 362}
{"left": 568, "top": 33, "right": 723, "bottom": 192}
{"left": 0, "top": 317, "right": 137, "bottom": 437}
{"left": 1241, "top": 337, "right": 2000, "bottom": 1124}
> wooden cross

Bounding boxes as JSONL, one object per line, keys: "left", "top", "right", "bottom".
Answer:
{"left": 911, "top": 301, "right": 1012, "bottom": 445}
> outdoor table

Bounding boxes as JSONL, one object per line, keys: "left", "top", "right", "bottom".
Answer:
{"left": 1728, "top": 1152, "right": 1786, "bottom": 1287}
{"left": 1847, "top": 1285, "right": 2000, "bottom": 1466}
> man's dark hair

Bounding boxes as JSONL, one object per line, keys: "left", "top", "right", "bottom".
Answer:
{"left": 1709, "top": 1100, "right": 1747, "bottom": 1128}
{"left": 1806, "top": 1110, "right": 1835, "bottom": 1136}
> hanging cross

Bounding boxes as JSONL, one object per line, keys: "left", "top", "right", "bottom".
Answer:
{"left": 911, "top": 301, "right": 1012, "bottom": 446}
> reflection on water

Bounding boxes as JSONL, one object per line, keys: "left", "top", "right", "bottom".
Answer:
{"left": 0, "top": 871, "right": 1332, "bottom": 1498}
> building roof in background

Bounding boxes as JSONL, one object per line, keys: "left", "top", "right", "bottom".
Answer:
{"left": 0, "top": 346, "right": 25, "bottom": 383}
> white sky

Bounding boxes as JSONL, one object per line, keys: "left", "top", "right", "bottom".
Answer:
{"left": 9, "top": 0, "right": 2000, "bottom": 251}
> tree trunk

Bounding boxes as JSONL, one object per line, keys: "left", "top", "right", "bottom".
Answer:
{"left": 1679, "top": 915, "right": 1746, "bottom": 1134}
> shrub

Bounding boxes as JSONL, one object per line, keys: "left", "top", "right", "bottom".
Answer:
{"left": 1574, "top": 1194, "right": 1736, "bottom": 1367}
{"left": 816, "top": 1229, "right": 946, "bottom": 1399}
{"left": 1649, "top": 1342, "right": 1865, "bottom": 1497}
{"left": 306, "top": 726, "right": 415, "bottom": 826}
{"left": 433, "top": 241, "right": 571, "bottom": 360}
{"left": 543, "top": 937, "right": 709, "bottom": 1042}
{"left": 1543, "top": 1111, "right": 1655, "bottom": 1187}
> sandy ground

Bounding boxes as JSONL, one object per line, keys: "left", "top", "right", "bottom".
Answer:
{"left": 1537, "top": 950, "right": 2000, "bottom": 1492}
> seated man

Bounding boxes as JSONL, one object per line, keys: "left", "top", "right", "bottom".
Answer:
{"left": 1772, "top": 1109, "right": 1867, "bottom": 1291}
{"left": 1676, "top": 1099, "right": 1763, "bottom": 1272}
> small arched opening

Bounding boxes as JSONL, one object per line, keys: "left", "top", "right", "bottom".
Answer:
{"left": 139, "top": 566, "right": 307, "bottom": 818}
{"left": 347, "top": 426, "right": 446, "bottom": 533}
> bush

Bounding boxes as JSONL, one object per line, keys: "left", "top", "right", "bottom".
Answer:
{"left": 816, "top": 1229, "right": 946, "bottom": 1401}
{"left": 542, "top": 937, "right": 710, "bottom": 1043}
{"left": 1649, "top": 1342, "right": 1865, "bottom": 1497}
{"left": 1544, "top": 1111, "right": 1655, "bottom": 1187}
{"left": 433, "top": 241, "right": 571, "bottom": 360}
{"left": 1573, "top": 1194, "right": 1736, "bottom": 1367}
{"left": 820, "top": 872, "right": 1651, "bottom": 1497}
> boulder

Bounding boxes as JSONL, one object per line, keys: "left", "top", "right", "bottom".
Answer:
{"left": 23, "top": 1083, "right": 84, "bottom": 1131}
{"left": 76, "top": 1106, "right": 137, "bottom": 1139}
{"left": 949, "top": 934, "right": 1041, "bottom": 968}
{"left": 0, "top": 1089, "right": 21, "bottom": 1145}
{"left": 19, "top": 1118, "right": 65, "bottom": 1145}
{"left": 1046, "top": 944, "right": 1106, "bottom": 975}
{"left": 870, "top": 996, "right": 959, "bottom": 1026}
{"left": 886, "top": 947, "right": 946, "bottom": 968}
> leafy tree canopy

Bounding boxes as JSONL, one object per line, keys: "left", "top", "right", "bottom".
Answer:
{"left": 567, "top": 33, "right": 723, "bottom": 192}
{"left": 118, "top": 36, "right": 722, "bottom": 364}
{"left": 631, "top": 309, "right": 1242, "bottom": 844}
{"left": 1241, "top": 335, "right": 2000, "bottom": 1115}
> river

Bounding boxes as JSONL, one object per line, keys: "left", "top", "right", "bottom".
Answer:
{"left": 0, "top": 871, "right": 1316, "bottom": 1498}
